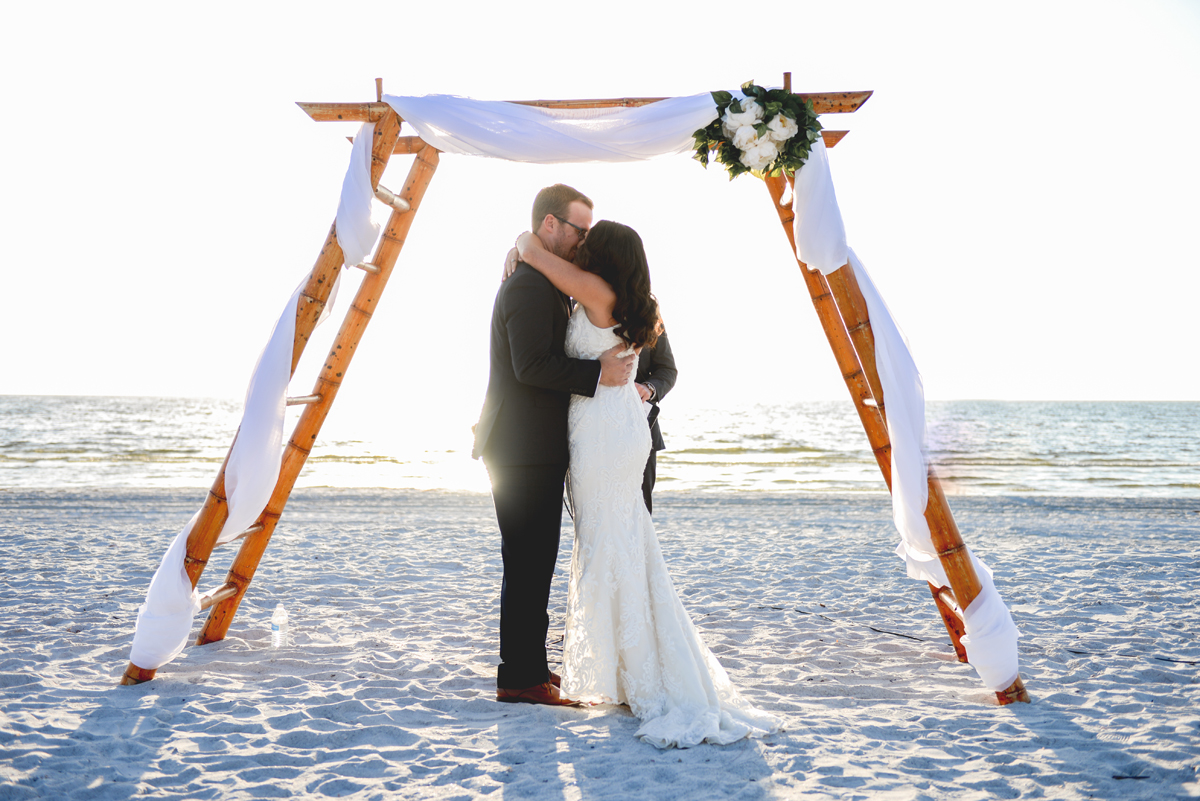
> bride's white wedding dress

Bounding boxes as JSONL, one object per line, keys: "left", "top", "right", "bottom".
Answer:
{"left": 561, "top": 309, "right": 781, "bottom": 748}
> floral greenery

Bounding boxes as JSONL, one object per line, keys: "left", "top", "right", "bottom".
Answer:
{"left": 692, "top": 80, "right": 823, "bottom": 180}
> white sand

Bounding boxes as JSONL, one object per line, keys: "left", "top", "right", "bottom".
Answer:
{"left": 1, "top": 489, "right": 1197, "bottom": 799}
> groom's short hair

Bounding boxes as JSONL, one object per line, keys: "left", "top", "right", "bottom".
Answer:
{"left": 532, "top": 184, "right": 593, "bottom": 232}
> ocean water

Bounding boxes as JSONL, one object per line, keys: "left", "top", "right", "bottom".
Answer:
{"left": 0, "top": 396, "right": 1196, "bottom": 497}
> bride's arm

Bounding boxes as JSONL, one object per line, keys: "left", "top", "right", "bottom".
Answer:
{"left": 516, "top": 232, "right": 616, "bottom": 313}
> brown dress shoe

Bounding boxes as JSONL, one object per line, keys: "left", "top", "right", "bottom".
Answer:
{"left": 549, "top": 670, "right": 561, "bottom": 688}
{"left": 497, "top": 681, "right": 579, "bottom": 706}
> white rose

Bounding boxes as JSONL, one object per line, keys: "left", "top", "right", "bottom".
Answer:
{"left": 740, "top": 138, "right": 780, "bottom": 171}
{"left": 766, "top": 114, "right": 799, "bottom": 143}
{"left": 721, "top": 99, "right": 764, "bottom": 136}
{"left": 731, "top": 125, "right": 760, "bottom": 150}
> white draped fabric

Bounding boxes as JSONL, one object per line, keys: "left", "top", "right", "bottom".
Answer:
{"left": 335, "top": 124, "right": 381, "bottom": 269}
{"left": 791, "top": 140, "right": 848, "bottom": 274}
{"left": 382, "top": 93, "right": 719, "bottom": 163}
{"left": 792, "top": 138, "right": 1019, "bottom": 690}
{"left": 128, "top": 512, "right": 201, "bottom": 669}
{"left": 133, "top": 91, "right": 1018, "bottom": 691}
{"left": 130, "top": 267, "right": 344, "bottom": 670}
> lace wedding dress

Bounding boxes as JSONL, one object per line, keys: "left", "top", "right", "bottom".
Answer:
{"left": 561, "top": 309, "right": 781, "bottom": 748}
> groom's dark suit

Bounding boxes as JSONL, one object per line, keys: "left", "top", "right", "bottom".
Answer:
{"left": 473, "top": 263, "right": 600, "bottom": 690}
{"left": 636, "top": 330, "right": 677, "bottom": 514}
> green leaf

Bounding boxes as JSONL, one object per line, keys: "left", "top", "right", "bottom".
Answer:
{"left": 727, "top": 98, "right": 743, "bottom": 114}
{"left": 755, "top": 122, "right": 769, "bottom": 138}
{"left": 711, "top": 90, "right": 733, "bottom": 107}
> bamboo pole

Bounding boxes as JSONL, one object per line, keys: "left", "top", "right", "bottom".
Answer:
{"left": 118, "top": 109, "right": 405, "bottom": 686}
{"left": 297, "top": 91, "right": 873, "bottom": 123}
{"left": 196, "top": 141, "right": 440, "bottom": 646}
{"left": 762, "top": 175, "right": 892, "bottom": 484}
{"left": 825, "top": 261, "right": 973, "bottom": 662}
{"left": 120, "top": 221, "right": 344, "bottom": 687}
{"left": 821, "top": 255, "right": 1029, "bottom": 702}
{"left": 393, "top": 136, "right": 427, "bottom": 155}
{"left": 768, "top": 176, "right": 1030, "bottom": 704}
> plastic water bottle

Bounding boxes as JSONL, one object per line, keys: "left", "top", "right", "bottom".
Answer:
{"left": 270, "top": 603, "right": 288, "bottom": 649}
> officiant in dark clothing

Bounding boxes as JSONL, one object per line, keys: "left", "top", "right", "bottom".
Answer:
{"left": 634, "top": 329, "right": 677, "bottom": 514}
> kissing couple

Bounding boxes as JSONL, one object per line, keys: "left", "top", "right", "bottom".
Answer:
{"left": 472, "top": 184, "right": 780, "bottom": 749}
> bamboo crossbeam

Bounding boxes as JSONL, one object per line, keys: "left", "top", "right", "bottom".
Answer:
{"left": 196, "top": 138, "right": 441, "bottom": 647}
{"left": 299, "top": 102, "right": 391, "bottom": 122}
{"left": 354, "top": 263, "right": 380, "bottom": 274}
{"left": 297, "top": 91, "right": 873, "bottom": 123}
{"left": 822, "top": 130, "right": 849, "bottom": 148}
{"left": 285, "top": 395, "right": 321, "bottom": 406}
{"left": 381, "top": 132, "right": 841, "bottom": 155}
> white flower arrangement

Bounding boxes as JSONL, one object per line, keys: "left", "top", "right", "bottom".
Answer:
{"left": 693, "top": 81, "right": 823, "bottom": 179}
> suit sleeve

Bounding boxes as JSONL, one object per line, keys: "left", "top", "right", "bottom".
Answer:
{"left": 504, "top": 273, "right": 601, "bottom": 398}
{"left": 643, "top": 330, "right": 678, "bottom": 401}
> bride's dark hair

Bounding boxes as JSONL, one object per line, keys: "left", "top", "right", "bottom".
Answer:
{"left": 575, "top": 221, "right": 661, "bottom": 349}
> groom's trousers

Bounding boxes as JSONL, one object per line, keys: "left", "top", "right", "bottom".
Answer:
{"left": 486, "top": 461, "right": 567, "bottom": 689}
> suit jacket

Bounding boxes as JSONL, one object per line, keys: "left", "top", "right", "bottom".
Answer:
{"left": 473, "top": 264, "right": 601, "bottom": 465}
{"left": 636, "top": 330, "right": 677, "bottom": 452}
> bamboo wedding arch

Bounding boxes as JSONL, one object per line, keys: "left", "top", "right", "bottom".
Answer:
{"left": 120, "top": 76, "right": 1030, "bottom": 706}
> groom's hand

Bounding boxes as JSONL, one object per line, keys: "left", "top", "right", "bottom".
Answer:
{"left": 598, "top": 345, "right": 637, "bottom": 387}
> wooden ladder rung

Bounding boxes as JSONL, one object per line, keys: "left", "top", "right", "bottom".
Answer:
{"left": 374, "top": 184, "right": 410, "bottom": 213}
{"left": 286, "top": 394, "right": 322, "bottom": 406}
{"left": 353, "top": 263, "right": 380, "bottom": 274}
{"left": 225, "top": 523, "right": 264, "bottom": 544}
{"left": 199, "top": 582, "right": 239, "bottom": 611}
{"left": 936, "top": 587, "right": 965, "bottom": 622}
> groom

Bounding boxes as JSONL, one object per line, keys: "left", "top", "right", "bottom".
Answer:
{"left": 473, "top": 184, "right": 635, "bottom": 705}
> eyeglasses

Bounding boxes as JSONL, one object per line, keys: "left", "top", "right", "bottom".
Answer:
{"left": 554, "top": 215, "right": 589, "bottom": 241}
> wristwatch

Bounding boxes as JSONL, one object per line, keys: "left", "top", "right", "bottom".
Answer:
{"left": 642, "top": 383, "right": 656, "bottom": 402}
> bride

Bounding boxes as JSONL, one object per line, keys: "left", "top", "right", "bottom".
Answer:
{"left": 515, "top": 222, "right": 781, "bottom": 749}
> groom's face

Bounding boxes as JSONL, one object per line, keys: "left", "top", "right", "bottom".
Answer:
{"left": 546, "top": 201, "right": 593, "bottom": 263}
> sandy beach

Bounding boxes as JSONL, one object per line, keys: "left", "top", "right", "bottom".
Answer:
{"left": 1, "top": 488, "right": 1197, "bottom": 799}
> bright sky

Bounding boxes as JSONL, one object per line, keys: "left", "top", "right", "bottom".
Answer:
{"left": 4, "top": 1, "right": 1198, "bottom": 441}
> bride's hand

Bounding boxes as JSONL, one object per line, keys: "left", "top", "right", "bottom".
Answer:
{"left": 501, "top": 247, "right": 519, "bottom": 281}
{"left": 515, "top": 231, "right": 544, "bottom": 261}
